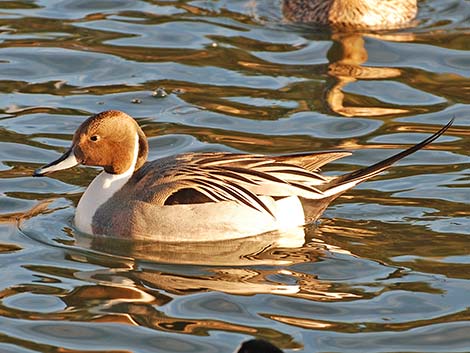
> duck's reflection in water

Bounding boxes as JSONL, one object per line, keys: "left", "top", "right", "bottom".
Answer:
{"left": 72, "top": 225, "right": 359, "bottom": 300}
{"left": 75, "top": 226, "right": 307, "bottom": 266}
{"left": 14, "top": 208, "right": 372, "bottom": 351}
{"left": 47, "top": 227, "right": 356, "bottom": 351}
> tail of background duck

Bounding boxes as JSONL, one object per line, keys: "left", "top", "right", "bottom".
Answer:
{"left": 302, "top": 120, "right": 453, "bottom": 224}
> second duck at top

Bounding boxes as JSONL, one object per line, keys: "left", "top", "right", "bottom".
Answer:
{"left": 282, "top": 0, "right": 418, "bottom": 29}
{"left": 34, "top": 110, "right": 450, "bottom": 241}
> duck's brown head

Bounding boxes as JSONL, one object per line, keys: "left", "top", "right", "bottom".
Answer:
{"left": 33, "top": 110, "right": 149, "bottom": 176}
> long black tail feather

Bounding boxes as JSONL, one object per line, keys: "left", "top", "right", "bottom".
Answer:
{"left": 328, "top": 119, "right": 454, "bottom": 189}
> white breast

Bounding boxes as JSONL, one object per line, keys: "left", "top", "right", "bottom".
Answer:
{"left": 74, "top": 134, "right": 139, "bottom": 234}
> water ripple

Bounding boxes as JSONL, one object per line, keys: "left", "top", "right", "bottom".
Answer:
{"left": 0, "top": 0, "right": 469, "bottom": 352}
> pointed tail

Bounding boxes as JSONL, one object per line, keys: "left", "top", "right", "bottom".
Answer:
{"left": 322, "top": 119, "right": 454, "bottom": 197}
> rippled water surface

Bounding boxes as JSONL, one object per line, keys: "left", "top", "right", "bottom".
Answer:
{"left": 1, "top": 0, "right": 470, "bottom": 352}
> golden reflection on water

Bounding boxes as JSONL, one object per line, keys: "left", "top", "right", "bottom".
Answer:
{"left": 0, "top": 1, "right": 469, "bottom": 352}
{"left": 0, "top": 199, "right": 53, "bottom": 224}
{"left": 263, "top": 314, "right": 333, "bottom": 329}
{"left": 0, "top": 242, "right": 22, "bottom": 253}
{"left": 134, "top": 264, "right": 359, "bottom": 301}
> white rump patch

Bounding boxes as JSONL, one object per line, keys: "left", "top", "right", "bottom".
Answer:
{"left": 273, "top": 195, "right": 305, "bottom": 229}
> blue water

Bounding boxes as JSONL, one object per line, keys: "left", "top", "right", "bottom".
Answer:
{"left": 0, "top": 0, "right": 469, "bottom": 352}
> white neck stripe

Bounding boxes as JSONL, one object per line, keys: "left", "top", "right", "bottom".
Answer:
{"left": 74, "top": 133, "right": 139, "bottom": 234}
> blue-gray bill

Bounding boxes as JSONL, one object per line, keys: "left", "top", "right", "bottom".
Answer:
{"left": 33, "top": 148, "right": 79, "bottom": 177}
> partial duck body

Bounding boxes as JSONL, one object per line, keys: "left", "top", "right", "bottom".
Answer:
{"left": 236, "top": 339, "right": 284, "bottom": 353}
{"left": 34, "top": 110, "right": 451, "bottom": 241}
{"left": 282, "top": 0, "right": 418, "bottom": 29}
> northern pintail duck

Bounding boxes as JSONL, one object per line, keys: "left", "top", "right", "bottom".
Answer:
{"left": 34, "top": 111, "right": 451, "bottom": 241}
{"left": 282, "top": 0, "right": 418, "bottom": 29}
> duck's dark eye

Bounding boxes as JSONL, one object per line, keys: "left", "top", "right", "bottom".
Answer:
{"left": 90, "top": 135, "right": 99, "bottom": 142}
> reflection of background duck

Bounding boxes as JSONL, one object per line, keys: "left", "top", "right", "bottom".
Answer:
{"left": 282, "top": 0, "right": 418, "bottom": 117}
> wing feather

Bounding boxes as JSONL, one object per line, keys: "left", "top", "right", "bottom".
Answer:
{"left": 192, "top": 176, "right": 275, "bottom": 217}
{"left": 132, "top": 151, "right": 341, "bottom": 217}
